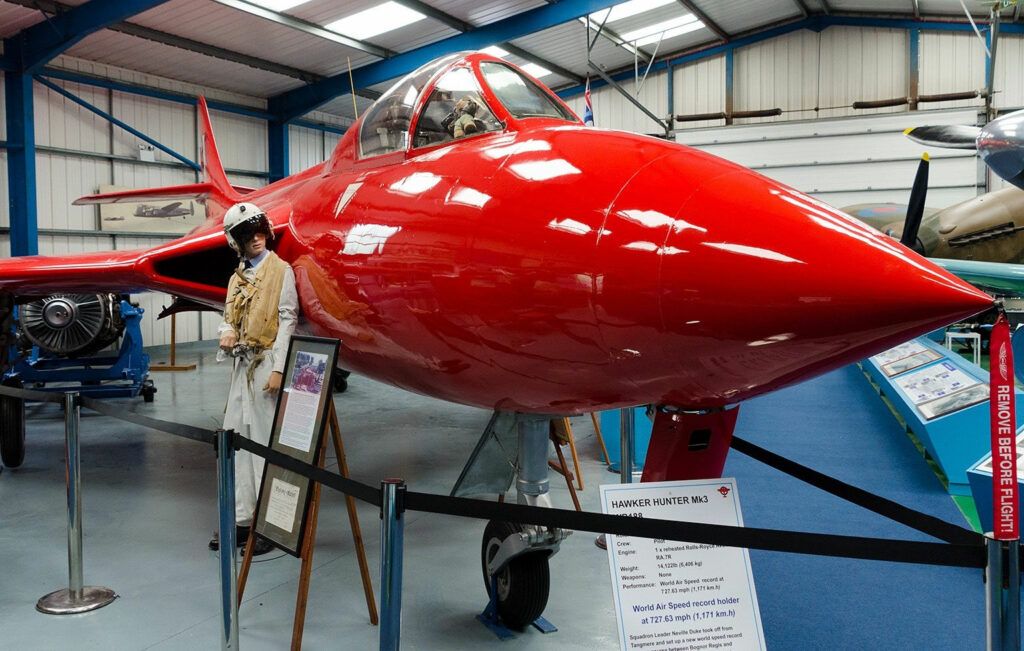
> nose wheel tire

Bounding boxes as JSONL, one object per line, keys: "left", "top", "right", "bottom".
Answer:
{"left": 0, "top": 378, "right": 25, "bottom": 468}
{"left": 480, "top": 520, "right": 550, "bottom": 630}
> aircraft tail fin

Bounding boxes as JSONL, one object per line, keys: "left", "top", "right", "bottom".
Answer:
{"left": 196, "top": 96, "right": 243, "bottom": 209}
{"left": 73, "top": 97, "right": 242, "bottom": 212}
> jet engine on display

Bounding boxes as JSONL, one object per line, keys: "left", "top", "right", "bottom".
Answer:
{"left": 0, "top": 53, "right": 996, "bottom": 628}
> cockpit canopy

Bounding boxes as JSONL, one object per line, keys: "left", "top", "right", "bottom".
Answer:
{"left": 358, "top": 53, "right": 579, "bottom": 160}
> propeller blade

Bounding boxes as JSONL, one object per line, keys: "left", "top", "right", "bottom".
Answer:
{"left": 904, "top": 125, "right": 980, "bottom": 149}
{"left": 900, "top": 154, "right": 929, "bottom": 253}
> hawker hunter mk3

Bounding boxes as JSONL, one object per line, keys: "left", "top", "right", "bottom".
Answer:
{"left": 0, "top": 53, "right": 994, "bottom": 628}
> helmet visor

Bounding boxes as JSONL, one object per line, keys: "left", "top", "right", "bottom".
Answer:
{"left": 229, "top": 215, "right": 265, "bottom": 246}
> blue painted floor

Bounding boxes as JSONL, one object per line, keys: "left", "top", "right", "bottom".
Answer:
{"left": 0, "top": 345, "right": 1003, "bottom": 649}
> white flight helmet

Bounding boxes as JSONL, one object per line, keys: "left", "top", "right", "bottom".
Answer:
{"left": 223, "top": 202, "right": 273, "bottom": 255}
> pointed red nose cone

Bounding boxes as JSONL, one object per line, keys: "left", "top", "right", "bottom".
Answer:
{"left": 599, "top": 155, "right": 993, "bottom": 409}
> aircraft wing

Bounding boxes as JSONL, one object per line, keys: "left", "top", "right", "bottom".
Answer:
{"left": 933, "top": 258, "right": 1024, "bottom": 298}
{"left": 74, "top": 184, "right": 219, "bottom": 205}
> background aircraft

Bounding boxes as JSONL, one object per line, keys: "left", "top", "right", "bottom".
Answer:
{"left": 0, "top": 53, "right": 993, "bottom": 628}
{"left": 132, "top": 201, "right": 195, "bottom": 219}
{"left": 843, "top": 186, "right": 1024, "bottom": 264}
{"left": 907, "top": 108, "right": 1024, "bottom": 191}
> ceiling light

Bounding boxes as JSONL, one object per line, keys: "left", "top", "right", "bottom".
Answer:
{"left": 326, "top": 1, "right": 425, "bottom": 40}
{"left": 248, "top": 0, "right": 311, "bottom": 11}
{"left": 621, "top": 14, "right": 703, "bottom": 45}
{"left": 521, "top": 63, "right": 552, "bottom": 78}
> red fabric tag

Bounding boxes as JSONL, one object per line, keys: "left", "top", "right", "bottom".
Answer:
{"left": 989, "top": 313, "right": 1019, "bottom": 540}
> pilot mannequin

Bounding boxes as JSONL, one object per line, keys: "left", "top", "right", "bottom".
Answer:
{"left": 444, "top": 95, "right": 482, "bottom": 138}
{"left": 209, "top": 202, "right": 298, "bottom": 556}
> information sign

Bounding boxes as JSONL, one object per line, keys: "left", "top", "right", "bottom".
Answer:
{"left": 601, "top": 479, "right": 765, "bottom": 651}
{"left": 892, "top": 361, "right": 989, "bottom": 420}
{"left": 253, "top": 335, "right": 339, "bottom": 556}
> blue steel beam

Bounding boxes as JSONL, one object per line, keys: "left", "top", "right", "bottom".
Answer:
{"left": 271, "top": 0, "right": 625, "bottom": 121}
{"left": 36, "top": 76, "right": 201, "bottom": 171}
{"left": 4, "top": 0, "right": 171, "bottom": 74}
{"left": 268, "top": 121, "right": 289, "bottom": 183}
{"left": 36, "top": 69, "right": 348, "bottom": 135}
{"left": 5, "top": 73, "right": 39, "bottom": 256}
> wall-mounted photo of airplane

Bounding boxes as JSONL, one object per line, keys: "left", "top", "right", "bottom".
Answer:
{"left": 132, "top": 201, "right": 195, "bottom": 219}
{"left": 0, "top": 52, "right": 994, "bottom": 628}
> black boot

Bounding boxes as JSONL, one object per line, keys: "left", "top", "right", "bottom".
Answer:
{"left": 208, "top": 525, "right": 252, "bottom": 551}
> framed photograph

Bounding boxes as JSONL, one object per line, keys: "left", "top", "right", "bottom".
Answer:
{"left": 97, "top": 184, "right": 206, "bottom": 234}
{"left": 253, "top": 335, "right": 340, "bottom": 556}
{"left": 881, "top": 349, "right": 941, "bottom": 377}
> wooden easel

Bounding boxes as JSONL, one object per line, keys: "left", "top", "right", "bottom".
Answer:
{"left": 237, "top": 401, "right": 378, "bottom": 650}
{"left": 149, "top": 313, "right": 196, "bottom": 371}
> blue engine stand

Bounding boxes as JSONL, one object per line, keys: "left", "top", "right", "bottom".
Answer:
{"left": 4, "top": 300, "right": 155, "bottom": 401}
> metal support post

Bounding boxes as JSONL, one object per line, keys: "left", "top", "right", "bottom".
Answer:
{"left": 516, "top": 417, "right": 551, "bottom": 506}
{"left": 620, "top": 408, "right": 635, "bottom": 484}
{"left": 1005, "top": 541, "right": 1020, "bottom": 650}
{"left": 380, "top": 479, "right": 406, "bottom": 651}
{"left": 986, "top": 537, "right": 1021, "bottom": 651}
{"left": 37, "top": 392, "right": 116, "bottom": 614}
{"left": 217, "top": 428, "right": 239, "bottom": 650}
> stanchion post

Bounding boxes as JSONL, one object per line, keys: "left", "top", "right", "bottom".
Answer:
{"left": 380, "top": 479, "right": 406, "bottom": 651}
{"left": 217, "top": 428, "right": 239, "bottom": 650}
{"left": 620, "top": 408, "right": 635, "bottom": 484}
{"left": 37, "top": 392, "right": 116, "bottom": 614}
{"left": 985, "top": 537, "right": 1021, "bottom": 651}
{"left": 987, "top": 536, "right": 1004, "bottom": 650}
{"left": 1005, "top": 541, "right": 1020, "bottom": 650}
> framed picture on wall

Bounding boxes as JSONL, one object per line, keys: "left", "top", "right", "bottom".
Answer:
{"left": 252, "top": 335, "right": 340, "bottom": 556}
{"left": 97, "top": 184, "right": 206, "bottom": 234}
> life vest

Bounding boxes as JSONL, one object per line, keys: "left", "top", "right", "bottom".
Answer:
{"left": 225, "top": 251, "right": 289, "bottom": 351}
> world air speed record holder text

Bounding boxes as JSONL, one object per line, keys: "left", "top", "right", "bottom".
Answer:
{"left": 600, "top": 479, "right": 765, "bottom": 651}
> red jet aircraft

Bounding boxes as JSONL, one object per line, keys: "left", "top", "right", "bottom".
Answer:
{"left": 0, "top": 53, "right": 994, "bottom": 628}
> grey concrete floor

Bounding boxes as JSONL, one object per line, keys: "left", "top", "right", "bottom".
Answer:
{"left": 0, "top": 341, "right": 622, "bottom": 650}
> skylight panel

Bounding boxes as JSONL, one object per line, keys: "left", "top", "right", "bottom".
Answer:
{"left": 481, "top": 46, "right": 509, "bottom": 58}
{"left": 621, "top": 14, "right": 703, "bottom": 46}
{"left": 325, "top": 1, "right": 425, "bottom": 40}
{"left": 520, "top": 63, "right": 552, "bottom": 78}
{"left": 588, "top": 0, "right": 675, "bottom": 24}
{"left": 248, "top": 0, "right": 311, "bottom": 11}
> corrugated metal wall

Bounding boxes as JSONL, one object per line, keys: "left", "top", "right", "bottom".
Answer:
{"left": 2, "top": 55, "right": 275, "bottom": 348}
{"left": 594, "top": 27, "right": 1023, "bottom": 133}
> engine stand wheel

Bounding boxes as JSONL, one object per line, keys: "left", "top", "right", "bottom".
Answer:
{"left": 140, "top": 381, "right": 156, "bottom": 403}
{"left": 480, "top": 520, "right": 550, "bottom": 630}
{"left": 0, "top": 378, "right": 26, "bottom": 468}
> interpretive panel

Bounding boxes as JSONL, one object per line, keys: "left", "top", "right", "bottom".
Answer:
{"left": 253, "top": 335, "right": 339, "bottom": 556}
{"left": 601, "top": 479, "right": 765, "bottom": 651}
{"left": 893, "top": 361, "right": 989, "bottom": 420}
{"left": 871, "top": 340, "right": 942, "bottom": 377}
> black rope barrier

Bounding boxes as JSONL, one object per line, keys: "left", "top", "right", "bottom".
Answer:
{"left": 405, "top": 491, "right": 986, "bottom": 568}
{"left": 233, "top": 434, "right": 381, "bottom": 507}
{"left": 730, "top": 435, "right": 984, "bottom": 546}
{"left": 1, "top": 378, "right": 991, "bottom": 571}
{"left": 78, "top": 396, "right": 216, "bottom": 446}
{"left": 0, "top": 383, "right": 68, "bottom": 404}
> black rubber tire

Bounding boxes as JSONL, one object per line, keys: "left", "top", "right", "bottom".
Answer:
{"left": 0, "top": 378, "right": 26, "bottom": 468}
{"left": 141, "top": 385, "right": 156, "bottom": 403}
{"left": 480, "top": 520, "right": 550, "bottom": 629}
{"left": 332, "top": 368, "right": 350, "bottom": 393}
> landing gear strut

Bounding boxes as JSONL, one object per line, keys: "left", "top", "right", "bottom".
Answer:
{"left": 477, "top": 415, "right": 568, "bottom": 630}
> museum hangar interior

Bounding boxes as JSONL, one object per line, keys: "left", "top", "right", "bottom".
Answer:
{"left": 2, "top": 0, "right": 1024, "bottom": 649}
